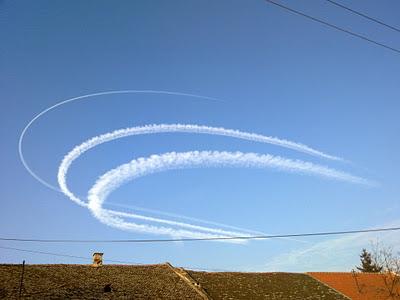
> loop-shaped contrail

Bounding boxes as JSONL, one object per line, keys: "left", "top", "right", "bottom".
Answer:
{"left": 58, "top": 124, "right": 372, "bottom": 239}
{"left": 18, "top": 91, "right": 267, "bottom": 239}
{"left": 86, "top": 150, "right": 372, "bottom": 239}
{"left": 18, "top": 90, "right": 374, "bottom": 241}
{"left": 57, "top": 123, "right": 344, "bottom": 208}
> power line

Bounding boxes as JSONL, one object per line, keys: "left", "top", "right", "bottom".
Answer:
{"left": 0, "top": 246, "right": 139, "bottom": 264}
{"left": 264, "top": 0, "right": 400, "bottom": 54}
{"left": 1, "top": 226, "right": 400, "bottom": 243}
{"left": 0, "top": 245, "right": 233, "bottom": 272}
{"left": 325, "top": 0, "right": 400, "bottom": 33}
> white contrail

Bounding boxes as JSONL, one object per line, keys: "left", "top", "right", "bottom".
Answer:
{"left": 87, "top": 151, "right": 372, "bottom": 239}
{"left": 105, "top": 210, "right": 251, "bottom": 237}
{"left": 105, "top": 202, "right": 266, "bottom": 235}
{"left": 19, "top": 90, "right": 222, "bottom": 192}
{"left": 19, "top": 90, "right": 263, "bottom": 239}
{"left": 56, "top": 123, "right": 371, "bottom": 240}
{"left": 88, "top": 208, "right": 249, "bottom": 241}
{"left": 104, "top": 203, "right": 310, "bottom": 243}
{"left": 19, "top": 90, "right": 374, "bottom": 241}
{"left": 57, "top": 124, "right": 342, "bottom": 207}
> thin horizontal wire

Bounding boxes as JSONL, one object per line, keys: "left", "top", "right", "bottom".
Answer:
{"left": 1, "top": 226, "right": 399, "bottom": 243}
{"left": 0, "top": 245, "right": 232, "bottom": 272}
{"left": 0, "top": 246, "right": 140, "bottom": 264}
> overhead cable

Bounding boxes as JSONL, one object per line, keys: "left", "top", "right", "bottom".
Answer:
{"left": 265, "top": 0, "right": 400, "bottom": 54}
{"left": 325, "top": 0, "right": 400, "bottom": 33}
{"left": 1, "top": 226, "right": 399, "bottom": 243}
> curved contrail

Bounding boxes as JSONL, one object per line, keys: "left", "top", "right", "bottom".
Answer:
{"left": 19, "top": 90, "right": 373, "bottom": 241}
{"left": 105, "top": 202, "right": 267, "bottom": 235}
{"left": 56, "top": 123, "right": 353, "bottom": 239}
{"left": 18, "top": 90, "right": 267, "bottom": 239}
{"left": 86, "top": 151, "right": 371, "bottom": 239}
{"left": 57, "top": 124, "right": 343, "bottom": 208}
{"left": 18, "top": 90, "right": 222, "bottom": 192}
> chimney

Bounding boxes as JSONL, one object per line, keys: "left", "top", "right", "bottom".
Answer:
{"left": 92, "top": 252, "right": 104, "bottom": 267}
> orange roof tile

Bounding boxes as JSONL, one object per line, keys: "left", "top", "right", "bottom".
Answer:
{"left": 308, "top": 272, "right": 400, "bottom": 300}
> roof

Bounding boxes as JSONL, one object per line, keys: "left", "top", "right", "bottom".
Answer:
{"left": 0, "top": 264, "right": 203, "bottom": 299}
{"left": 308, "top": 272, "right": 400, "bottom": 300}
{"left": 2, "top": 263, "right": 380, "bottom": 299}
{"left": 189, "top": 271, "right": 348, "bottom": 300}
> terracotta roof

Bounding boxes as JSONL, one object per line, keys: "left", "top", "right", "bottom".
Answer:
{"left": 308, "top": 272, "right": 400, "bottom": 300}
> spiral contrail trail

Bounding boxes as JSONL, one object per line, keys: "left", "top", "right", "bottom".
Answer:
{"left": 19, "top": 90, "right": 342, "bottom": 193}
{"left": 57, "top": 124, "right": 370, "bottom": 237}
{"left": 86, "top": 151, "right": 371, "bottom": 238}
{"left": 19, "top": 90, "right": 374, "bottom": 240}
{"left": 57, "top": 124, "right": 344, "bottom": 208}
{"left": 56, "top": 123, "right": 361, "bottom": 239}
{"left": 18, "top": 91, "right": 267, "bottom": 239}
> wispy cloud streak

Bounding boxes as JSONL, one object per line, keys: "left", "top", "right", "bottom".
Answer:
{"left": 263, "top": 220, "right": 400, "bottom": 272}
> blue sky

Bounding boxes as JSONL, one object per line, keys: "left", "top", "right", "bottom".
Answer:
{"left": 1, "top": 0, "right": 399, "bottom": 271}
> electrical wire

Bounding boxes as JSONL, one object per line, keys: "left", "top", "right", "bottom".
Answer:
{"left": 0, "top": 245, "right": 233, "bottom": 272}
{"left": 325, "top": 0, "right": 400, "bottom": 33}
{"left": 0, "top": 246, "right": 140, "bottom": 264}
{"left": 1, "top": 226, "right": 399, "bottom": 243}
{"left": 265, "top": 0, "right": 400, "bottom": 54}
